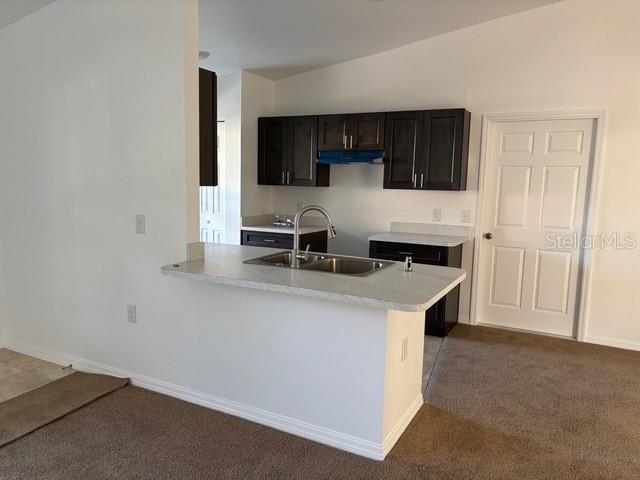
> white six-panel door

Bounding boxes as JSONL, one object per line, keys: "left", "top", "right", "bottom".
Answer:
{"left": 476, "top": 118, "right": 595, "bottom": 337}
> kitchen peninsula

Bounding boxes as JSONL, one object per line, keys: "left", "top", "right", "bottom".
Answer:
{"left": 162, "top": 243, "right": 465, "bottom": 460}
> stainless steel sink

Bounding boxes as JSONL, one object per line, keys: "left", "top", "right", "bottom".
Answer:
{"left": 303, "top": 257, "right": 390, "bottom": 276}
{"left": 244, "top": 251, "right": 327, "bottom": 267}
{"left": 244, "top": 251, "right": 393, "bottom": 277}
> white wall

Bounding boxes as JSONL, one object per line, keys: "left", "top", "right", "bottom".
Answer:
{"left": 0, "top": 3, "right": 417, "bottom": 456}
{"left": 0, "top": 0, "right": 197, "bottom": 365}
{"left": 212, "top": 71, "right": 275, "bottom": 244}
{"left": 266, "top": 0, "right": 640, "bottom": 345}
{"left": 240, "top": 71, "right": 275, "bottom": 217}
{"left": 216, "top": 72, "right": 243, "bottom": 244}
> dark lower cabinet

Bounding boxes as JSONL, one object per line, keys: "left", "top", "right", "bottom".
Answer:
{"left": 241, "top": 230, "right": 328, "bottom": 252}
{"left": 199, "top": 68, "right": 217, "bottom": 186}
{"left": 383, "top": 109, "right": 470, "bottom": 191}
{"left": 258, "top": 116, "right": 329, "bottom": 187}
{"left": 369, "top": 240, "right": 462, "bottom": 336}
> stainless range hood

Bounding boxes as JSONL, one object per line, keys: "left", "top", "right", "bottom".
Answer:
{"left": 317, "top": 150, "right": 384, "bottom": 165}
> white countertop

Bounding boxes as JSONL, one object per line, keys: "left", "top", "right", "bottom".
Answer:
{"left": 162, "top": 244, "right": 465, "bottom": 312}
{"left": 368, "top": 232, "right": 468, "bottom": 247}
{"left": 242, "top": 224, "right": 327, "bottom": 235}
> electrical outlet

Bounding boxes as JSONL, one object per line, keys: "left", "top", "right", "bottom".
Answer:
{"left": 135, "top": 214, "right": 146, "bottom": 234}
{"left": 296, "top": 201, "right": 304, "bottom": 211}
{"left": 461, "top": 209, "right": 472, "bottom": 224}
{"left": 432, "top": 208, "right": 442, "bottom": 222}
{"left": 400, "top": 337, "right": 409, "bottom": 362}
{"left": 127, "top": 304, "right": 137, "bottom": 323}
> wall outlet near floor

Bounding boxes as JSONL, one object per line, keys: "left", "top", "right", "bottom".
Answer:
{"left": 432, "top": 208, "right": 442, "bottom": 222}
{"left": 127, "top": 304, "right": 137, "bottom": 323}
{"left": 135, "top": 214, "right": 146, "bottom": 234}
{"left": 400, "top": 337, "right": 409, "bottom": 362}
{"left": 461, "top": 209, "right": 472, "bottom": 224}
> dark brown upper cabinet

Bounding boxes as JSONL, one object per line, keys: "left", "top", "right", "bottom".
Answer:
{"left": 317, "top": 115, "right": 349, "bottom": 151}
{"left": 259, "top": 116, "right": 329, "bottom": 187}
{"left": 258, "top": 117, "right": 287, "bottom": 185}
{"left": 421, "top": 109, "right": 470, "bottom": 190}
{"left": 383, "top": 111, "right": 422, "bottom": 189}
{"left": 199, "top": 68, "right": 217, "bottom": 187}
{"left": 383, "top": 109, "right": 470, "bottom": 191}
{"left": 318, "top": 113, "right": 385, "bottom": 151}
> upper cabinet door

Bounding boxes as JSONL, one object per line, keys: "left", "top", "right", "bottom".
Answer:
{"left": 287, "top": 116, "right": 318, "bottom": 186}
{"left": 318, "top": 115, "right": 349, "bottom": 151}
{"left": 350, "top": 113, "right": 385, "bottom": 151}
{"left": 258, "top": 117, "right": 288, "bottom": 185}
{"left": 420, "top": 109, "right": 470, "bottom": 191}
{"left": 383, "top": 112, "right": 422, "bottom": 189}
{"left": 199, "top": 68, "right": 218, "bottom": 186}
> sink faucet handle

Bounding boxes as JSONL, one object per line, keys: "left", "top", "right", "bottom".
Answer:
{"left": 403, "top": 256, "right": 413, "bottom": 272}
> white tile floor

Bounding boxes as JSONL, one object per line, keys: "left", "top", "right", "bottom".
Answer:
{"left": 0, "top": 348, "right": 73, "bottom": 402}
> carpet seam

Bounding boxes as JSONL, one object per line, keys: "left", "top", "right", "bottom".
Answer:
{"left": 423, "top": 337, "right": 446, "bottom": 397}
{"left": 0, "top": 375, "right": 129, "bottom": 449}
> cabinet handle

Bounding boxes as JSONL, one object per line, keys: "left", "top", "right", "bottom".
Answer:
{"left": 413, "top": 173, "right": 417, "bottom": 188}
{"left": 420, "top": 173, "right": 424, "bottom": 189}
{"left": 281, "top": 171, "right": 285, "bottom": 185}
{"left": 287, "top": 171, "right": 291, "bottom": 184}
{"left": 343, "top": 134, "right": 347, "bottom": 149}
{"left": 398, "top": 251, "right": 414, "bottom": 256}
{"left": 263, "top": 239, "right": 276, "bottom": 243}
{"left": 349, "top": 135, "right": 353, "bottom": 150}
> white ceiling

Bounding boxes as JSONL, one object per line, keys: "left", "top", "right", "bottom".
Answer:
{"left": 0, "top": 0, "right": 56, "bottom": 30}
{"left": 199, "top": 0, "right": 563, "bottom": 80}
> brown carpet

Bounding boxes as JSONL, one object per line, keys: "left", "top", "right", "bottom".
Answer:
{"left": 0, "top": 371, "right": 129, "bottom": 448}
{"left": 1, "top": 325, "right": 639, "bottom": 479}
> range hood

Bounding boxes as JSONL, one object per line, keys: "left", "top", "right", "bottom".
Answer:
{"left": 317, "top": 150, "right": 384, "bottom": 165}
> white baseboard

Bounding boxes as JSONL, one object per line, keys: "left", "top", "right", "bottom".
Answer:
{"left": 458, "top": 314, "right": 470, "bottom": 325}
{"left": 382, "top": 393, "right": 423, "bottom": 457}
{"left": 474, "top": 323, "right": 640, "bottom": 352}
{"left": 4, "top": 338, "right": 389, "bottom": 460}
{"left": 583, "top": 335, "right": 640, "bottom": 352}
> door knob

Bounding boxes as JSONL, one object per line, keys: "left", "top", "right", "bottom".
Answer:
{"left": 484, "top": 232, "right": 493, "bottom": 240}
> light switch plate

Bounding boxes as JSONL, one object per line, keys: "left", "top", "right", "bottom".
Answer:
{"left": 135, "top": 214, "right": 146, "bottom": 234}
{"left": 432, "top": 208, "right": 442, "bottom": 222}
{"left": 461, "top": 210, "right": 472, "bottom": 224}
{"left": 400, "top": 337, "right": 408, "bottom": 362}
{"left": 127, "top": 304, "right": 137, "bottom": 323}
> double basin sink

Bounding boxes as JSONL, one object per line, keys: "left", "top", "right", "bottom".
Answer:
{"left": 244, "top": 251, "right": 393, "bottom": 277}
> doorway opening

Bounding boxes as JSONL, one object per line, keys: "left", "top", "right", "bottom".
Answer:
{"left": 200, "top": 120, "right": 225, "bottom": 243}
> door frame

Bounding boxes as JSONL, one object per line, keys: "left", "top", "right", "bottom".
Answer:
{"left": 470, "top": 109, "right": 608, "bottom": 341}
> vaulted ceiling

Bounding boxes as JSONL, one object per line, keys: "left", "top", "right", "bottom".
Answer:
{"left": 0, "top": 0, "right": 56, "bottom": 30}
{"left": 199, "top": 0, "right": 563, "bottom": 79}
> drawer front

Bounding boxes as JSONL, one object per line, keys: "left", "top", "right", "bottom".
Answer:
{"left": 241, "top": 230, "right": 293, "bottom": 249}
{"left": 369, "top": 241, "right": 446, "bottom": 266}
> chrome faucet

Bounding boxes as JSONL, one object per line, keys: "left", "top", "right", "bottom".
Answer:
{"left": 292, "top": 205, "right": 337, "bottom": 268}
